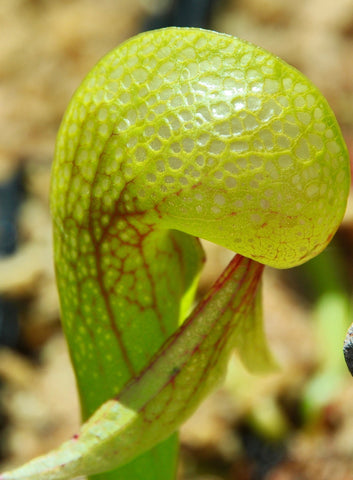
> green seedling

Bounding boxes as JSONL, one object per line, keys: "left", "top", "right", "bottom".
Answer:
{"left": 0, "top": 27, "right": 349, "bottom": 480}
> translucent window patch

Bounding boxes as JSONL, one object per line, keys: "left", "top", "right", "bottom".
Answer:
{"left": 168, "top": 157, "right": 183, "bottom": 170}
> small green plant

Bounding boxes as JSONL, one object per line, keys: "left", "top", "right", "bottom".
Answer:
{"left": 1, "top": 27, "right": 349, "bottom": 480}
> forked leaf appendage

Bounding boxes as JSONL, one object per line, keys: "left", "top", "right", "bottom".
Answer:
{"left": 1, "top": 255, "right": 266, "bottom": 480}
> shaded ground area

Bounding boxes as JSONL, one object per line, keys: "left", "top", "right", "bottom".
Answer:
{"left": 1, "top": 1, "right": 353, "bottom": 479}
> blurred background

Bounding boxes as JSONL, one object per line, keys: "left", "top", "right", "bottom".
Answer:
{"left": 1, "top": 0, "right": 353, "bottom": 479}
